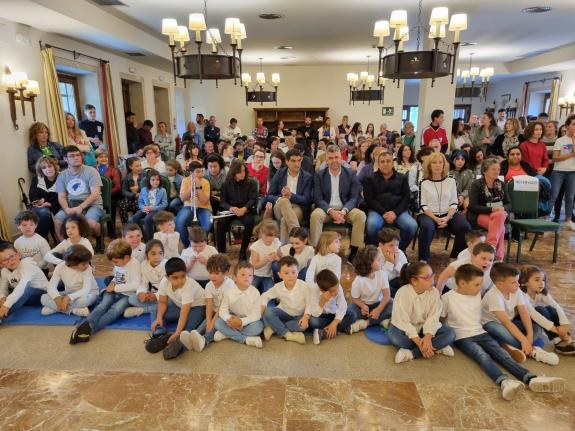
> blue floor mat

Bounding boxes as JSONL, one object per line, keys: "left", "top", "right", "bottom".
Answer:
{"left": 364, "top": 325, "right": 391, "bottom": 345}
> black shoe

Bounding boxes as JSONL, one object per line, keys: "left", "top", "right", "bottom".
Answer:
{"left": 70, "top": 321, "right": 92, "bottom": 345}
{"left": 145, "top": 332, "right": 171, "bottom": 353}
{"left": 163, "top": 338, "right": 184, "bottom": 360}
{"left": 555, "top": 342, "right": 575, "bottom": 355}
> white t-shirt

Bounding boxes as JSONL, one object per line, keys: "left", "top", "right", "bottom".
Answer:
{"left": 44, "top": 237, "right": 94, "bottom": 266}
{"left": 552, "top": 135, "right": 575, "bottom": 171}
{"left": 153, "top": 231, "right": 180, "bottom": 260}
{"left": 260, "top": 279, "right": 309, "bottom": 316}
{"left": 14, "top": 234, "right": 50, "bottom": 269}
{"left": 278, "top": 244, "right": 315, "bottom": 271}
{"left": 138, "top": 259, "right": 166, "bottom": 294}
{"left": 0, "top": 258, "right": 48, "bottom": 308}
{"left": 250, "top": 238, "right": 282, "bottom": 277}
{"left": 441, "top": 290, "right": 485, "bottom": 340}
{"left": 157, "top": 276, "right": 205, "bottom": 308}
{"left": 445, "top": 257, "right": 493, "bottom": 295}
{"left": 181, "top": 245, "right": 218, "bottom": 280}
{"left": 456, "top": 248, "right": 471, "bottom": 262}
{"left": 305, "top": 253, "right": 342, "bottom": 286}
{"left": 351, "top": 270, "right": 389, "bottom": 305}
{"left": 380, "top": 249, "right": 408, "bottom": 281}
{"left": 481, "top": 286, "right": 525, "bottom": 325}
{"left": 205, "top": 276, "right": 236, "bottom": 311}
{"left": 131, "top": 243, "right": 146, "bottom": 263}
{"left": 47, "top": 262, "right": 98, "bottom": 300}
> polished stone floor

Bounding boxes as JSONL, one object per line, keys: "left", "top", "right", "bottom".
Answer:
{"left": 0, "top": 227, "right": 574, "bottom": 430}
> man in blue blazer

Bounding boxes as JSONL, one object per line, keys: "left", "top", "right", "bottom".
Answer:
{"left": 266, "top": 149, "right": 313, "bottom": 243}
{"left": 311, "top": 144, "right": 365, "bottom": 261}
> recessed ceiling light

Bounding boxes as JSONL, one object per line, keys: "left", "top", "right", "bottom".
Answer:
{"left": 280, "top": 56, "right": 296, "bottom": 60}
{"left": 522, "top": 6, "right": 552, "bottom": 13}
{"left": 259, "top": 13, "right": 285, "bottom": 20}
{"left": 461, "top": 42, "right": 477, "bottom": 47}
{"left": 274, "top": 46, "right": 293, "bottom": 50}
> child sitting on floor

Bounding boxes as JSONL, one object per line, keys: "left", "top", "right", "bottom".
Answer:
{"left": 456, "top": 230, "right": 486, "bottom": 262}
{"left": 14, "top": 210, "right": 50, "bottom": 270}
{"left": 388, "top": 261, "right": 456, "bottom": 364}
{"left": 272, "top": 227, "right": 314, "bottom": 282}
{"left": 41, "top": 244, "right": 98, "bottom": 317}
{"left": 213, "top": 261, "right": 264, "bottom": 348}
{"left": 122, "top": 223, "right": 146, "bottom": 262}
{"left": 69, "top": 239, "right": 141, "bottom": 344}
{"left": 377, "top": 228, "right": 408, "bottom": 298}
{"left": 442, "top": 264, "right": 564, "bottom": 400}
{"left": 348, "top": 245, "right": 393, "bottom": 334}
{"left": 482, "top": 263, "right": 559, "bottom": 365}
{"left": 307, "top": 269, "right": 354, "bottom": 345}
{"left": 153, "top": 211, "right": 181, "bottom": 259}
{"left": 249, "top": 220, "right": 281, "bottom": 293}
{"left": 261, "top": 256, "right": 310, "bottom": 344}
{"left": 305, "top": 231, "right": 342, "bottom": 286}
{"left": 181, "top": 227, "right": 218, "bottom": 288}
{"left": 180, "top": 254, "right": 235, "bottom": 352}
{"left": 123, "top": 239, "right": 166, "bottom": 318}
{"left": 519, "top": 265, "right": 574, "bottom": 355}
{"left": 44, "top": 215, "right": 94, "bottom": 265}
{"left": 0, "top": 242, "right": 48, "bottom": 323}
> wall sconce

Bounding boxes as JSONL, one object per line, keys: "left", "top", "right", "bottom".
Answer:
{"left": 2, "top": 66, "right": 40, "bottom": 130}
{"left": 558, "top": 96, "right": 575, "bottom": 117}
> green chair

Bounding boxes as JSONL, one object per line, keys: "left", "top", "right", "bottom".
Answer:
{"left": 506, "top": 178, "right": 560, "bottom": 263}
{"left": 96, "top": 176, "right": 113, "bottom": 253}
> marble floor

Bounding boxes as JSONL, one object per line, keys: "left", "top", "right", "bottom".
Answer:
{"left": 1, "top": 227, "right": 574, "bottom": 430}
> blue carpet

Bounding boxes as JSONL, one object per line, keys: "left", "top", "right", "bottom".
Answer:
{"left": 364, "top": 325, "right": 392, "bottom": 345}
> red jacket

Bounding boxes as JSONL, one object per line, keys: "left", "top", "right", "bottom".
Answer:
{"left": 519, "top": 140, "right": 549, "bottom": 171}
{"left": 99, "top": 165, "right": 121, "bottom": 196}
{"left": 421, "top": 124, "right": 448, "bottom": 152}
{"left": 247, "top": 163, "right": 269, "bottom": 195}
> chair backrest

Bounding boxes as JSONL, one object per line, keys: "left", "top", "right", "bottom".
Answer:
{"left": 507, "top": 176, "right": 539, "bottom": 218}
{"left": 160, "top": 175, "right": 171, "bottom": 197}
{"left": 100, "top": 175, "right": 112, "bottom": 214}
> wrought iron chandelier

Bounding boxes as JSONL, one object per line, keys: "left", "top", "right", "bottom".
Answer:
{"left": 372, "top": 0, "right": 467, "bottom": 87}
{"left": 241, "top": 58, "right": 280, "bottom": 106}
{"left": 457, "top": 53, "right": 494, "bottom": 101}
{"left": 345, "top": 56, "right": 386, "bottom": 105}
{"left": 161, "top": 0, "right": 246, "bottom": 86}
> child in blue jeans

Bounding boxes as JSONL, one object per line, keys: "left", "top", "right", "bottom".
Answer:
{"left": 129, "top": 168, "right": 168, "bottom": 240}
{"left": 249, "top": 220, "right": 281, "bottom": 293}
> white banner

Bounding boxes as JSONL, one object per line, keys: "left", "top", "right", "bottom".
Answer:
{"left": 513, "top": 175, "right": 539, "bottom": 192}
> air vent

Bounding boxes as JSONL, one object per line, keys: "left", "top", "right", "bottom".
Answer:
{"left": 126, "top": 52, "right": 145, "bottom": 57}
{"left": 258, "top": 13, "right": 284, "bottom": 20}
{"left": 461, "top": 42, "right": 477, "bottom": 47}
{"left": 274, "top": 46, "right": 293, "bottom": 50}
{"left": 92, "top": 0, "right": 126, "bottom": 5}
{"left": 522, "top": 6, "right": 552, "bottom": 13}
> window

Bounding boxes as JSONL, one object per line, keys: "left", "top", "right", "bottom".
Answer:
{"left": 453, "top": 104, "right": 471, "bottom": 122}
{"left": 58, "top": 74, "right": 81, "bottom": 119}
{"left": 402, "top": 105, "right": 419, "bottom": 132}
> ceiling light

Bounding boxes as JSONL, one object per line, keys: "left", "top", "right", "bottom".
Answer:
{"left": 522, "top": 6, "right": 552, "bottom": 13}
{"left": 258, "top": 13, "right": 285, "bottom": 20}
{"left": 461, "top": 42, "right": 476, "bottom": 47}
{"left": 274, "top": 46, "right": 293, "bottom": 50}
{"left": 242, "top": 58, "right": 280, "bottom": 106}
{"left": 280, "top": 56, "right": 296, "bottom": 60}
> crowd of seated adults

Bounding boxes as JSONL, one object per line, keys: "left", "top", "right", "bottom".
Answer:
{"left": 23, "top": 104, "right": 575, "bottom": 264}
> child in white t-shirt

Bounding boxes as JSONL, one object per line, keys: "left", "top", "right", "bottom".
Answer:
{"left": 153, "top": 211, "right": 181, "bottom": 259}
{"left": 45, "top": 215, "right": 94, "bottom": 265}
{"left": 377, "top": 228, "right": 408, "bottom": 298}
{"left": 249, "top": 220, "right": 281, "bottom": 293}
{"left": 437, "top": 243, "right": 495, "bottom": 295}
{"left": 443, "top": 264, "right": 564, "bottom": 400}
{"left": 181, "top": 227, "right": 218, "bottom": 287}
{"left": 122, "top": 223, "right": 146, "bottom": 262}
{"left": 456, "top": 230, "right": 486, "bottom": 263}
{"left": 273, "top": 227, "right": 314, "bottom": 282}
{"left": 305, "top": 231, "right": 342, "bottom": 286}
{"left": 13, "top": 210, "right": 50, "bottom": 270}
{"left": 349, "top": 245, "right": 393, "bottom": 334}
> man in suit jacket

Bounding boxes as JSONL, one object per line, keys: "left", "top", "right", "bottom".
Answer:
{"left": 311, "top": 144, "right": 366, "bottom": 261}
{"left": 266, "top": 149, "right": 313, "bottom": 243}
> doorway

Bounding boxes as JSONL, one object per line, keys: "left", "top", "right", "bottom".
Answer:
{"left": 121, "top": 78, "right": 145, "bottom": 125}
{"left": 153, "top": 85, "right": 171, "bottom": 129}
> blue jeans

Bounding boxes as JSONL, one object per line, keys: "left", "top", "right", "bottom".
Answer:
{"left": 3, "top": 283, "right": 43, "bottom": 320}
{"left": 196, "top": 319, "right": 216, "bottom": 345}
{"left": 85, "top": 292, "right": 130, "bottom": 333}
{"left": 417, "top": 212, "right": 471, "bottom": 261}
{"left": 387, "top": 324, "right": 456, "bottom": 359}
{"left": 535, "top": 305, "right": 561, "bottom": 342}
{"left": 309, "top": 311, "right": 355, "bottom": 333}
{"left": 456, "top": 332, "right": 535, "bottom": 385}
{"left": 40, "top": 292, "right": 98, "bottom": 313}
{"left": 129, "top": 209, "right": 162, "bottom": 241}
{"left": 127, "top": 293, "right": 157, "bottom": 314}
{"left": 253, "top": 275, "right": 274, "bottom": 293}
{"left": 175, "top": 207, "right": 213, "bottom": 247}
{"left": 348, "top": 300, "right": 393, "bottom": 326}
{"left": 149, "top": 300, "right": 206, "bottom": 331}
{"left": 550, "top": 170, "right": 575, "bottom": 221}
{"left": 168, "top": 197, "right": 183, "bottom": 214}
{"left": 483, "top": 317, "right": 543, "bottom": 349}
{"left": 271, "top": 262, "right": 307, "bottom": 283}
{"left": 366, "top": 210, "right": 418, "bottom": 251}
{"left": 214, "top": 318, "right": 264, "bottom": 344}
{"left": 31, "top": 207, "right": 54, "bottom": 239}
{"left": 263, "top": 307, "right": 303, "bottom": 337}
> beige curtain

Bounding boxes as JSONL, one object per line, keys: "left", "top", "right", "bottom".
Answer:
{"left": 0, "top": 201, "right": 11, "bottom": 241}
{"left": 549, "top": 77, "right": 560, "bottom": 120}
{"left": 100, "top": 62, "right": 121, "bottom": 167}
{"left": 520, "top": 82, "right": 530, "bottom": 118}
{"left": 41, "top": 47, "right": 67, "bottom": 145}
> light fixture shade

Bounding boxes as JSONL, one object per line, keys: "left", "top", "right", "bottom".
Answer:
{"left": 378, "top": 76, "right": 387, "bottom": 86}
{"left": 558, "top": 97, "right": 566, "bottom": 106}
{"left": 238, "top": 23, "right": 247, "bottom": 39}
{"left": 1, "top": 70, "right": 14, "bottom": 89}
{"left": 429, "top": 24, "right": 446, "bottom": 38}
{"left": 360, "top": 71, "right": 368, "bottom": 82}
{"left": 206, "top": 28, "right": 222, "bottom": 44}
{"left": 367, "top": 74, "right": 375, "bottom": 85}
{"left": 162, "top": 18, "right": 178, "bottom": 35}
{"left": 456, "top": 68, "right": 461, "bottom": 77}
{"left": 470, "top": 67, "right": 480, "bottom": 77}
{"left": 271, "top": 73, "right": 280, "bottom": 85}
{"left": 373, "top": 20, "right": 390, "bottom": 37}
{"left": 484, "top": 67, "right": 494, "bottom": 77}
{"left": 400, "top": 26, "right": 409, "bottom": 41}
{"left": 241, "top": 73, "right": 251, "bottom": 85}
{"left": 449, "top": 14, "right": 467, "bottom": 31}
{"left": 347, "top": 72, "right": 355, "bottom": 83}
{"left": 174, "top": 26, "right": 190, "bottom": 42}
{"left": 461, "top": 70, "right": 470, "bottom": 78}
{"left": 390, "top": 10, "right": 408, "bottom": 28}
{"left": 13, "top": 71, "right": 28, "bottom": 87}
{"left": 430, "top": 7, "right": 449, "bottom": 25}
{"left": 224, "top": 18, "right": 241, "bottom": 35}
{"left": 25, "top": 79, "right": 39, "bottom": 95}
{"left": 256, "top": 72, "right": 266, "bottom": 85}
{"left": 188, "top": 13, "right": 206, "bottom": 31}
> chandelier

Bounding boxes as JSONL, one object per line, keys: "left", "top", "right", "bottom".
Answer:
{"left": 345, "top": 56, "right": 386, "bottom": 105}
{"left": 558, "top": 96, "right": 575, "bottom": 117}
{"left": 372, "top": 0, "right": 467, "bottom": 87}
{"left": 457, "top": 53, "right": 494, "bottom": 101}
{"left": 241, "top": 59, "right": 280, "bottom": 106}
{"left": 160, "top": 0, "right": 246, "bottom": 86}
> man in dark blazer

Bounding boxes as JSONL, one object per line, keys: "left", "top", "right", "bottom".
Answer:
{"left": 311, "top": 144, "right": 365, "bottom": 261}
{"left": 266, "top": 149, "right": 313, "bottom": 243}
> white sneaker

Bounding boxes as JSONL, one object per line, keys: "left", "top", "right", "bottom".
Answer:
{"left": 380, "top": 319, "right": 390, "bottom": 329}
{"left": 179, "top": 330, "right": 193, "bottom": 350}
{"left": 532, "top": 346, "right": 560, "bottom": 365}
{"left": 41, "top": 307, "right": 57, "bottom": 316}
{"left": 213, "top": 331, "right": 228, "bottom": 342}
{"left": 395, "top": 348, "right": 414, "bottom": 364}
{"left": 123, "top": 307, "right": 144, "bottom": 318}
{"left": 500, "top": 379, "right": 524, "bottom": 401}
{"left": 528, "top": 376, "right": 565, "bottom": 393}
{"left": 349, "top": 319, "right": 368, "bottom": 335}
{"left": 568, "top": 220, "right": 575, "bottom": 231}
{"left": 313, "top": 329, "right": 321, "bottom": 345}
{"left": 71, "top": 307, "right": 90, "bottom": 317}
{"left": 245, "top": 336, "right": 263, "bottom": 348}
{"left": 186, "top": 330, "right": 206, "bottom": 352}
{"left": 263, "top": 326, "right": 274, "bottom": 341}
{"left": 285, "top": 331, "right": 306, "bottom": 344}
{"left": 437, "top": 345, "right": 455, "bottom": 357}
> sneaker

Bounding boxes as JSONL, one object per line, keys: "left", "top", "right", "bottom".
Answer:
{"left": 213, "top": 331, "right": 228, "bottom": 342}
{"left": 313, "top": 328, "right": 323, "bottom": 345}
{"left": 394, "top": 348, "right": 414, "bottom": 364}
{"left": 380, "top": 319, "right": 390, "bottom": 329}
{"left": 568, "top": 220, "right": 575, "bottom": 231}
{"left": 531, "top": 346, "right": 560, "bottom": 365}
{"left": 71, "top": 307, "right": 90, "bottom": 317}
{"left": 123, "top": 307, "right": 144, "bottom": 318}
{"left": 500, "top": 379, "right": 524, "bottom": 401}
{"left": 528, "top": 376, "right": 565, "bottom": 393}
{"left": 179, "top": 330, "right": 193, "bottom": 350}
{"left": 187, "top": 330, "right": 206, "bottom": 352}
{"left": 263, "top": 326, "right": 274, "bottom": 341}
{"left": 41, "top": 307, "right": 57, "bottom": 316}
{"left": 70, "top": 321, "right": 92, "bottom": 345}
{"left": 502, "top": 343, "right": 526, "bottom": 363}
{"left": 437, "top": 345, "right": 455, "bottom": 357}
{"left": 163, "top": 338, "right": 184, "bottom": 360}
{"left": 144, "top": 332, "right": 171, "bottom": 353}
{"left": 245, "top": 336, "right": 263, "bottom": 348}
{"left": 348, "top": 319, "right": 368, "bottom": 335}
{"left": 285, "top": 331, "right": 306, "bottom": 344}
{"left": 555, "top": 341, "right": 575, "bottom": 355}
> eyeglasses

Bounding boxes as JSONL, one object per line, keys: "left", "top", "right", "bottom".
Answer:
{"left": 416, "top": 272, "right": 435, "bottom": 281}
{"left": 0, "top": 253, "right": 18, "bottom": 264}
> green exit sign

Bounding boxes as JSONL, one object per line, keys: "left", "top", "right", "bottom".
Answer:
{"left": 382, "top": 107, "right": 394, "bottom": 116}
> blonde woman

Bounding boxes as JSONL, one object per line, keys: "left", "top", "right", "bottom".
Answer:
{"left": 65, "top": 112, "right": 95, "bottom": 166}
